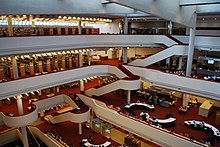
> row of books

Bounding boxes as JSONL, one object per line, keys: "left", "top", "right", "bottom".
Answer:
{"left": 0, "top": 27, "right": 100, "bottom": 37}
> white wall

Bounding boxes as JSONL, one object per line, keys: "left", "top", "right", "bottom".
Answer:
{"left": 93, "top": 22, "right": 120, "bottom": 34}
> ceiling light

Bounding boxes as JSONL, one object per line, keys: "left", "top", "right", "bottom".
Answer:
{"left": 58, "top": 16, "right": 62, "bottom": 19}
{"left": 68, "top": 16, "right": 71, "bottom": 19}
{"left": 202, "top": 18, "right": 205, "bottom": 21}
{"left": 63, "top": 16, "right": 67, "bottom": 19}
{"left": 73, "top": 17, "right": 76, "bottom": 19}
{"left": 214, "top": 18, "right": 217, "bottom": 20}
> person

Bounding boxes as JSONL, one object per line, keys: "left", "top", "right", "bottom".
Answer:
{"left": 120, "top": 55, "right": 123, "bottom": 63}
{"left": 69, "top": 91, "right": 72, "bottom": 97}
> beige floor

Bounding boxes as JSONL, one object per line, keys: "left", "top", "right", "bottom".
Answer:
{"left": 111, "top": 127, "right": 153, "bottom": 147}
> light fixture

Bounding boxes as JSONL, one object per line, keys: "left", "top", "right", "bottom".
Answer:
{"left": 73, "top": 17, "right": 76, "bottom": 19}
{"left": 214, "top": 18, "right": 217, "bottom": 20}
{"left": 202, "top": 18, "right": 205, "bottom": 21}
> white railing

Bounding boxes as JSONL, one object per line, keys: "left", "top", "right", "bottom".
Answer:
{"left": 125, "top": 65, "right": 220, "bottom": 101}
{"left": 0, "top": 35, "right": 178, "bottom": 56}
{"left": 85, "top": 79, "right": 140, "bottom": 97}
{"left": 129, "top": 45, "right": 188, "bottom": 66}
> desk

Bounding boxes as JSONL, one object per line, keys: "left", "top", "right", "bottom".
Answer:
{"left": 188, "top": 99, "right": 198, "bottom": 105}
{"left": 46, "top": 93, "right": 55, "bottom": 98}
{"left": 184, "top": 120, "right": 220, "bottom": 137}
{"left": 198, "top": 100, "right": 214, "bottom": 117}
{"left": 140, "top": 112, "right": 176, "bottom": 124}
{"left": 125, "top": 103, "right": 154, "bottom": 110}
{"left": 57, "top": 107, "right": 73, "bottom": 114}
{"left": 82, "top": 139, "right": 111, "bottom": 147}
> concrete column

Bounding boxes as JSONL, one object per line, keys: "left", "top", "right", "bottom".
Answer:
{"left": 31, "top": 21, "right": 35, "bottom": 27}
{"left": 166, "top": 58, "right": 171, "bottom": 68}
{"left": 21, "top": 127, "right": 29, "bottom": 147}
{"left": 38, "top": 90, "right": 42, "bottom": 96}
{"left": 12, "top": 57, "right": 19, "bottom": 79}
{"left": 80, "top": 80, "right": 84, "bottom": 92}
{"left": 168, "top": 21, "right": 173, "bottom": 35}
{"left": 17, "top": 95, "right": 29, "bottom": 147}
{"left": 56, "top": 86, "right": 60, "bottom": 93}
{"left": 124, "top": 17, "right": 128, "bottom": 34}
{"left": 127, "top": 90, "right": 131, "bottom": 104}
{"left": 182, "top": 94, "right": 189, "bottom": 107}
{"left": 78, "top": 123, "right": 82, "bottom": 135}
{"left": 78, "top": 21, "right": 82, "bottom": 35}
{"left": 16, "top": 95, "right": 24, "bottom": 115}
{"left": 123, "top": 47, "right": 128, "bottom": 64}
{"left": 7, "top": 16, "right": 13, "bottom": 36}
{"left": 178, "top": 57, "right": 183, "bottom": 70}
{"left": 186, "top": 14, "right": 197, "bottom": 77}
{"left": 79, "top": 52, "right": 83, "bottom": 67}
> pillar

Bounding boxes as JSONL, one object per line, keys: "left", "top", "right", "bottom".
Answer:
{"left": 186, "top": 14, "right": 197, "bottom": 77}
{"left": 21, "top": 127, "right": 29, "bottom": 147}
{"left": 7, "top": 16, "right": 13, "bottom": 36}
{"left": 166, "top": 57, "right": 170, "bottom": 68}
{"left": 168, "top": 21, "right": 172, "bottom": 35}
{"left": 16, "top": 95, "right": 29, "bottom": 147}
{"left": 123, "top": 17, "right": 128, "bottom": 34}
{"left": 178, "top": 57, "right": 183, "bottom": 70}
{"left": 123, "top": 47, "right": 128, "bottom": 64}
{"left": 78, "top": 123, "right": 82, "bottom": 135}
{"left": 16, "top": 95, "right": 24, "bottom": 115}
{"left": 182, "top": 94, "right": 189, "bottom": 107}
{"left": 80, "top": 80, "right": 84, "bottom": 92}
{"left": 12, "top": 57, "right": 19, "bottom": 79}
{"left": 38, "top": 90, "right": 42, "bottom": 96}
{"left": 31, "top": 21, "right": 35, "bottom": 28}
{"left": 127, "top": 90, "right": 131, "bottom": 104}
{"left": 56, "top": 86, "right": 60, "bottom": 93}
{"left": 78, "top": 21, "right": 82, "bottom": 35}
{"left": 79, "top": 52, "right": 83, "bottom": 67}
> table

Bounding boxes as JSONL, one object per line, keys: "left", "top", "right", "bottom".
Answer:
{"left": 198, "top": 100, "right": 214, "bottom": 117}
{"left": 184, "top": 120, "right": 220, "bottom": 137}
{"left": 140, "top": 112, "right": 176, "bottom": 124}
{"left": 82, "top": 139, "right": 111, "bottom": 147}
{"left": 46, "top": 93, "right": 55, "bottom": 98}
{"left": 125, "top": 103, "right": 155, "bottom": 110}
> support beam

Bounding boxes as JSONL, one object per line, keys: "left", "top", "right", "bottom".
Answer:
{"left": 127, "top": 90, "right": 131, "bottom": 104}
{"left": 80, "top": 80, "right": 84, "bottom": 92}
{"left": 16, "top": 95, "right": 29, "bottom": 147}
{"left": 12, "top": 57, "right": 19, "bottom": 79}
{"left": 78, "top": 21, "right": 82, "bottom": 35}
{"left": 109, "top": 0, "right": 196, "bottom": 28}
{"left": 78, "top": 123, "right": 82, "bottom": 135}
{"left": 123, "top": 47, "right": 128, "bottom": 64}
{"left": 123, "top": 17, "right": 128, "bottom": 34}
{"left": 186, "top": 14, "right": 197, "bottom": 77}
